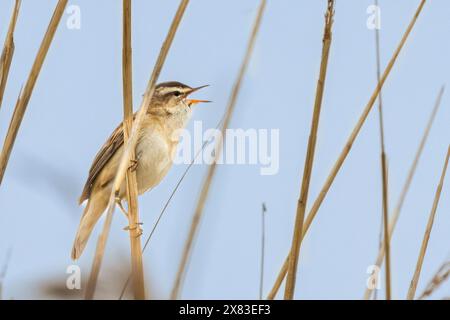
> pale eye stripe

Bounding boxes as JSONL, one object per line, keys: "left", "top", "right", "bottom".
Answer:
{"left": 159, "top": 87, "right": 174, "bottom": 95}
{"left": 159, "top": 87, "right": 186, "bottom": 96}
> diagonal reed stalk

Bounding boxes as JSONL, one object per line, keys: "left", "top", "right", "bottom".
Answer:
{"left": 406, "top": 146, "right": 450, "bottom": 300}
{"left": 0, "top": 0, "right": 67, "bottom": 185}
{"left": 374, "top": 0, "right": 391, "bottom": 300}
{"left": 284, "top": 0, "right": 335, "bottom": 300}
{"left": 363, "top": 85, "right": 444, "bottom": 300}
{"left": 268, "top": 0, "right": 427, "bottom": 300}
{"left": 170, "top": 0, "right": 267, "bottom": 300}
{"left": 0, "top": 0, "right": 21, "bottom": 111}
{"left": 418, "top": 259, "right": 450, "bottom": 300}
{"left": 122, "top": 0, "right": 145, "bottom": 300}
{"left": 84, "top": 0, "right": 190, "bottom": 300}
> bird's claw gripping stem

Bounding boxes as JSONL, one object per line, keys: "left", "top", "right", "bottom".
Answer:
{"left": 128, "top": 159, "right": 138, "bottom": 172}
{"left": 123, "top": 222, "right": 144, "bottom": 237}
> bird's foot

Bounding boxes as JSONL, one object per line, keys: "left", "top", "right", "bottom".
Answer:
{"left": 128, "top": 159, "right": 138, "bottom": 172}
{"left": 123, "top": 222, "right": 143, "bottom": 230}
{"left": 123, "top": 222, "right": 144, "bottom": 237}
{"left": 135, "top": 228, "right": 143, "bottom": 238}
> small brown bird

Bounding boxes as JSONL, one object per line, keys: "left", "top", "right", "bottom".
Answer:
{"left": 71, "top": 81, "right": 210, "bottom": 260}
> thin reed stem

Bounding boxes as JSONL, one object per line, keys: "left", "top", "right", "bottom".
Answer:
{"left": 170, "top": 0, "right": 267, "bottom": 300}
{"left": 406, "top": 146, "right": 450, "bottom": 300}
{"left": 0, "top": 0, "right": 21, "bottom": 111}
{"left": 380, "top": 152, "right": 391, "bottom": 299}
{"left": 418, "top": 260, "right": 450, "bottom": 300}
{"left": 284, "top": 0, "right": 335, "bottom": 300}
{"left": 122, "top": 0, "right": 146, "bottom": 300}
{"left": 260, "top": 203, "right": 267, "bottom": 300}
{"left": 85, "top": 0, "right": 190, "bottom": 299}
{"left": 0, "top": 0, "right": 67, "bottom": 185}
{"left": 0, "top": 248, "right": 12, "bottom": 300}
{"left": 268, "top": 0, "right": 427, "bottom": 299}
{"left": 374, "top": 0, "right": 391, "bottom": 300}
{"left": 267, "top": 257, "right": 287, "bottom": 299}
{"left": 363, "top": 85, "right": 445, "bottom": 299}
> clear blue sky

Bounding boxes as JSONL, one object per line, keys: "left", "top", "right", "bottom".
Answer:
{"left": 0, "top": 0, "right": 449, "bottom": 299}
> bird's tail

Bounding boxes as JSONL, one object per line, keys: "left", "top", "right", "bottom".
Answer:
{"left": 71, "top": 190, "right": 109, "bottom": 260}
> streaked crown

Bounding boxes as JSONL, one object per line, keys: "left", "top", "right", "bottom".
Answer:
{"left": 155, "top": 81, "right": 193, "bottom": 97}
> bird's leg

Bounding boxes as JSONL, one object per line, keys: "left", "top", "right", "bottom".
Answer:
{"left": 118, "top": 199, "right": 143, "bottom": 237}
{"left": 115, "top": 197, "right": 129, "bottom": 219}
{"left": 118, "top": 202, "right": 143, "bottom": 237}
{"left": 115, "top": 180, "right": 142, "bottom": 237}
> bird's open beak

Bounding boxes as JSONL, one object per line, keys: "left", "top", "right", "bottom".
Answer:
{"left": 187, "top": 99, "right": 211, "bottom": 106}
{"left": 186, "top": 85, "right": 211, "bottom": 106}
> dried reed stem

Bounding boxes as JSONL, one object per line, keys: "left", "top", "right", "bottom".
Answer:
{"left": 380, "top": 151, "right": 391, "bottom": 299}
{"left": 122, "top": 0, "right": 146, "bottom": 300}
{"left": 0, "top": 0, "right": 67, "bottom": 185}
{"left": 0, "top": 0, "right": 21, "bottom": 111}
{"left": 0, "top": 248, "right": 12, "bottom": 300}
{"left": 260, "top": 203, "right": 267, "bottom": 300}
{"left": 406, "top": 146, "right": 450, "bottom": 300}
{"left": 269, "top": 0, "right": 427, "bottom": 299}
{"left": 374, "top": 0, "right": 391, "bottom": 300}
{"left": 84, "top": 0, "right": 190, "bottom": 300}
{"left": 267, "top": 257, "right": 287, "bottom": 299}
{"left": 363, "top": 85, "right": 444, "bottom": 299}
{"left": 284, "top": 0, "right": 335, "bottom": 300}
{"left": 170, "top": 0, "right": 267, "bottom": 300}
{"left": 418, "top": 260, "right": 450, "bottom": 300}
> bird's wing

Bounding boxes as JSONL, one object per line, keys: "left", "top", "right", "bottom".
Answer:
{"left": 79, "top": 122, "right": 124, "bottom": 204}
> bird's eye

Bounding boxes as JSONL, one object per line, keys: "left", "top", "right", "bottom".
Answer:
{"left": 173, "top": 91, "right": 181, "bottom": 97}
